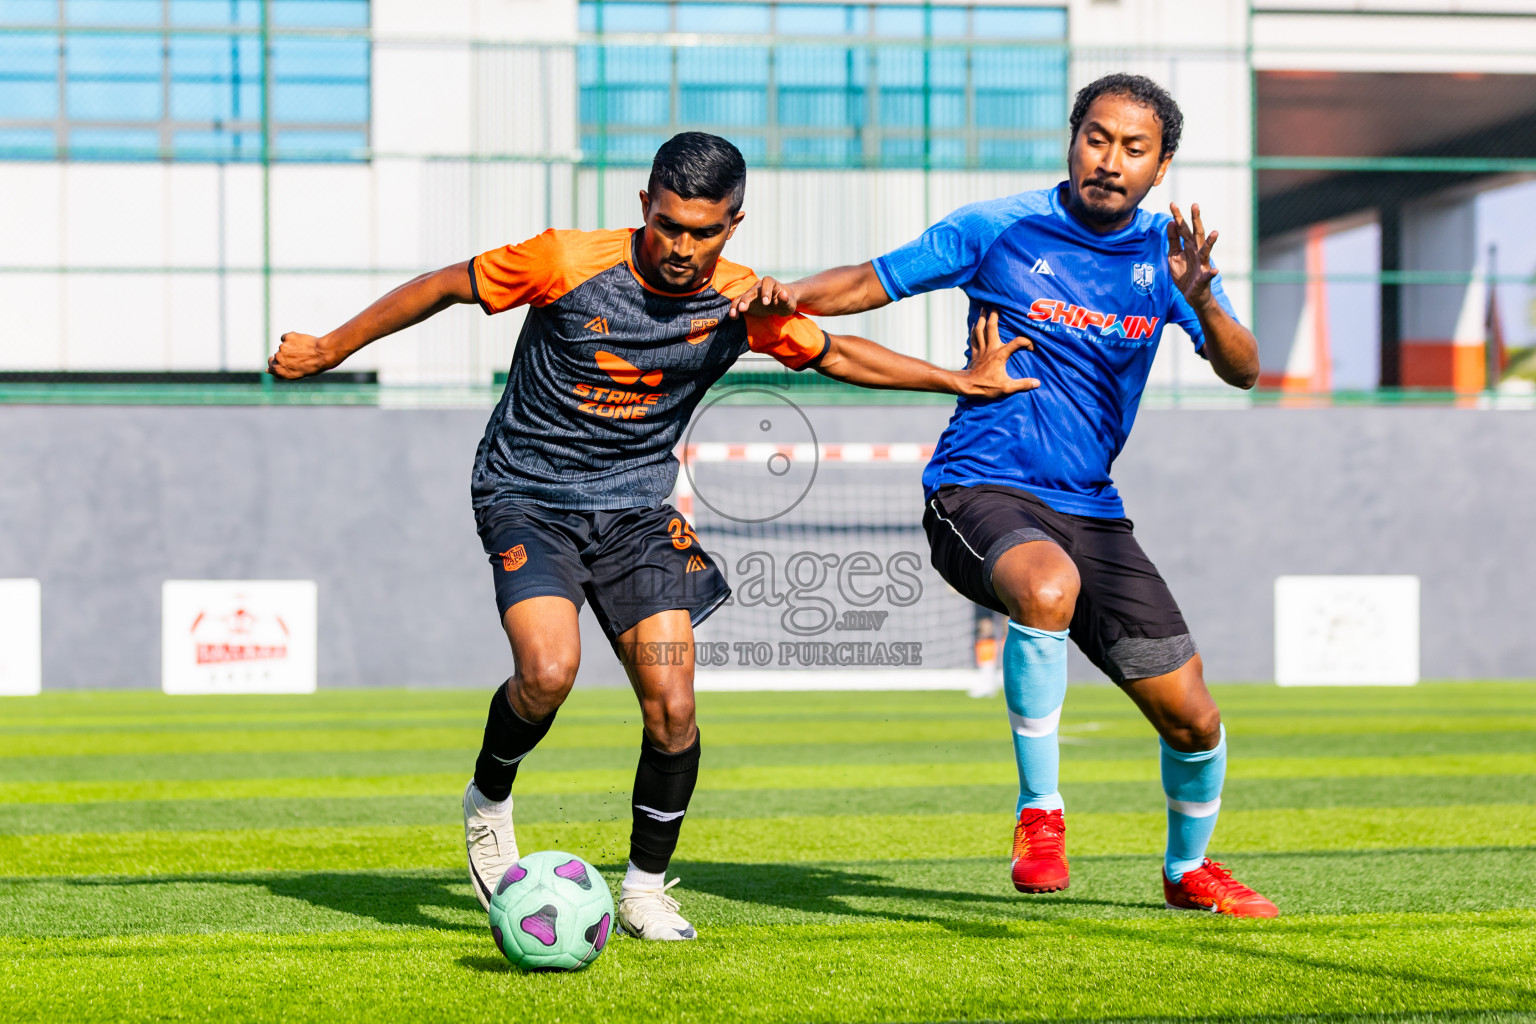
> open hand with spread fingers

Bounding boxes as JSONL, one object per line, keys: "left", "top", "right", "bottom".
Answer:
{"left": 956, "top": 309, "right": 1040, "bottom": 399}
{"left": 1166, "top": 202, "right": 1221, "bottom": 311}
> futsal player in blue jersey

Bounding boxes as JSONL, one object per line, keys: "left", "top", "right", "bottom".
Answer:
{"left": 731, "top": 74, "right": 1277, "bottom": 916}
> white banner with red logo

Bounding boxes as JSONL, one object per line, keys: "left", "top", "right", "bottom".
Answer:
{"left": 0, "top": 579, "right": 42, "bottom": 696}
{"left": 162, "top": 580, "right": 318, "bottom": 695}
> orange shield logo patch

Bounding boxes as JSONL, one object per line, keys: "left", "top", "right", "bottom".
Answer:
{"left": 499, "top": 545, "right": 527, "bottom": 572}
{"left": 686, "top": 318, "right": 718, "bottom": 345}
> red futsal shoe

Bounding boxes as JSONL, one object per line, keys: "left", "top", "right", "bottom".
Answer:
{"left": 1163, "top": 859, "right": 1278, "bottom": 918}
{"left": 1011, "top": 808, "right": 1069, "bottom": 893}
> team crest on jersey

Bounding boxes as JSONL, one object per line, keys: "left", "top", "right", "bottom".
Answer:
{"left": 686, "top": 318, "right": 719, "bottom": 345}
{"left": 499, "top": 545, "right": 527, "bottom": 572}
{"left": 1132, "top": 263, "right": 1155, "bottom": 295}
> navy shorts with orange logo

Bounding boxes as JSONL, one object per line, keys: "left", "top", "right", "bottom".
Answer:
{"left": 475, "top": 500, "right": 731, "bottom": 643}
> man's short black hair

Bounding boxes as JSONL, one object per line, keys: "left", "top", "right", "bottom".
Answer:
{"left": 1069, "top": 74, "right": 1183, "bottom": 159}
{"left": 648, "top": 132, "right": 747, "bottom": 214}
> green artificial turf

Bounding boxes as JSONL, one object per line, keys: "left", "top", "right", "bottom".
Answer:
{"left": 3, "top": 683, "right": 1534, "bottom": 1023}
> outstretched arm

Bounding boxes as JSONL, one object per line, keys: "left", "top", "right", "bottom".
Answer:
{"left": 728, "top": 262, "right": 891, "bottom": 319}
{"left": 814, "top": 311, "right": 1038, "bottom": 399}
{"left": 1167, "top": 203, "right": 1259, "bottom": 390}
{"left": 268, "top": 261, "right": 477, "bottom": 379}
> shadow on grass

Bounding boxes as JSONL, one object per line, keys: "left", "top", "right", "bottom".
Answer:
{"left": 458, "top": 954, "right": 513, "bottom": 974}
{"left": 61, "top": 870, "right": 483, "bottom": 933}
{"left": 1052, "top": 915, "right": 1536, "bottom": 1012}
{"left": 656, "top": 859, "right": 1536, "bottom": 1007}
{"left": 665, "top": 860, "right": 1150, "bottom": 928}
{"left": 262, "top": 871, "right": 481, "bottom": 931}
{"left": 669, "top": 846, "right": 1536, "bottom": 927}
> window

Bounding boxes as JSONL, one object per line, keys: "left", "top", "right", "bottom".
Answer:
{"left": 0, "top": 0, "right": 370, "bottom": 161}
{"left": 578, "top": 1, "right": 1067, "bottom": 169}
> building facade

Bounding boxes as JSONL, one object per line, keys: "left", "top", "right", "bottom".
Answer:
{"left": 1, "top": 0, "right": 1532, "bottom": 393}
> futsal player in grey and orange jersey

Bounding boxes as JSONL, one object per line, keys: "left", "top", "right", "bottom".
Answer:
{"left": 269, "top": 131, "right": 1036, "bottom": 941}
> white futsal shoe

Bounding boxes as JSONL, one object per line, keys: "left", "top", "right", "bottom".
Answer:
{"left": 462, "top": 780, "right": 519, "bottom": 911}
{"left": 617, "top": 877, "right": 697, "bottom": 940}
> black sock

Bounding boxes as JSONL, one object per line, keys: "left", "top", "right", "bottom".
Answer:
{"left": 628, "top": 731, "right": 701, "bottom": 873}
{"left": 472, "top": 681, "right": 556, "bottom": 802}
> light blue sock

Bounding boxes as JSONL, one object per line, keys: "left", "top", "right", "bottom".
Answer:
{"left": 1161, "top": 724, "right": 1226, "bottom": 882}
{"left": 1002, "top": 621, "right": 1070, "bottom": 815}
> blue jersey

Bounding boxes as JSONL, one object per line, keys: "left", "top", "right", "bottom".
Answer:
{"left": 872, "top": 183, "right": 1238, "bottom": 519}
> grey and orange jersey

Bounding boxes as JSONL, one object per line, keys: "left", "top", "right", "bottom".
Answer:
{"left": 468, "top": 228, "right": 828, "bottom": 511}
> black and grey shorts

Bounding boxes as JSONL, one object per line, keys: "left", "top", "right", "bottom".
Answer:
{"left": 921, "top": 483, "right": 1197, "bottom": 685}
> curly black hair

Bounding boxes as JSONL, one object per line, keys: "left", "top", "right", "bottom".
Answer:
{"left": 1068, "top": 74, "right": 1183, "bottom": 159}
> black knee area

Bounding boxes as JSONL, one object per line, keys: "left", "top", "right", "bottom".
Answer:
{"left": 472, "top": 681, "right": 556, "bottom": 802}
{"left": 628, "top": 731, "right": 702, "bottom": 873}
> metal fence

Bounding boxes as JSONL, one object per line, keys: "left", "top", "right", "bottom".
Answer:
{"left": 2, "top": 19, "right": 1534, "bottom": 405}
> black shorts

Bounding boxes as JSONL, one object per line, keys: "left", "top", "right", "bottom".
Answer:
{"left": 922, "top": 484, "right": 1196, "bottom": 685}
{"left": 476, "top": 500, "right": 731, "bottom": 643}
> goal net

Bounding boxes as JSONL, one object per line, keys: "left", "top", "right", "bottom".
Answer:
{"left": 676, "top": 441, "right": 998, "bottom": 691}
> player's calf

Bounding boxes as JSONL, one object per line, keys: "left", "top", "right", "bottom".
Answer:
{"left": 612, "top": 610, "right": 705, "bottom": 939}
{"left": 999, "top": 619, "right": 1073, "bottom": 893}
{"left": 465, "top": 678, "right": 564, "bottom": 910}
{"left": 1133, "top": 657, "right": 1241, "bottom": 910}
{"left": 618, "top": 731, "right": 702, "bottom": 940}
{"left": 991, "top": 544, "right": 1077, "bottom": 895}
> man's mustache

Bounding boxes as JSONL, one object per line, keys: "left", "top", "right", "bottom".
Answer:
{"left": 1081, "top": 177, "right": 1125, "bottom": 195}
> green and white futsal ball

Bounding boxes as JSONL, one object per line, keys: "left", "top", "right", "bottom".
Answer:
{"left": 488, "top": 851, "right": 615, "bottom": 972}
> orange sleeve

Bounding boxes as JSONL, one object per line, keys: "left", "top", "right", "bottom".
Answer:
{"left": 471, "top": 229, "right": 629, "bottom": 314}
{"left": 747, "top": 314, "right": 831, "bottom": 370}
{"left": 711, "top": 259, "right": 830, "bottom": 370}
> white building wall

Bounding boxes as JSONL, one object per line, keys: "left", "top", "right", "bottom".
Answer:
{"left": 1253, "top": 3, "right": 1536, "bottom": 74}
{"left": 50, "top": 0, "right": 1536, "bottom": 387}
{"left": 0, "top": 0, "right": 586, "bottom": 380}
{"left": 0, "top": 164, "right": 64, "bottom": 370}
{"left": 0, "top": 0, "right": 1260, "bottom": 382}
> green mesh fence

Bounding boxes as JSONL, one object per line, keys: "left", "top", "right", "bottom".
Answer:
{"left": 2, "top": 13, "right": 1534, "bottom": 405}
